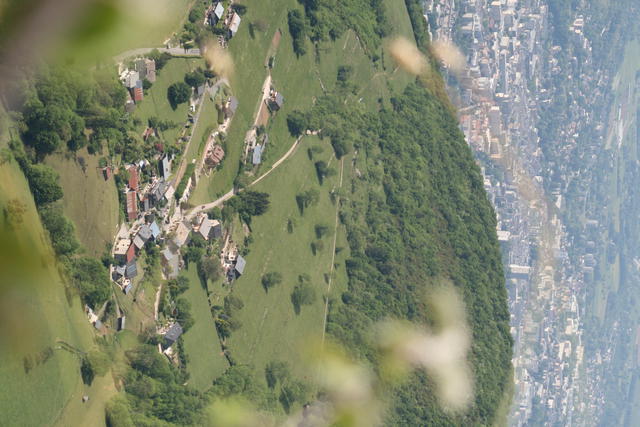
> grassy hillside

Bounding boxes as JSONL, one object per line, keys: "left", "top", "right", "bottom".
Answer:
{"left": 0, "top": 122, "right": 112, "bottom": 426}
{"left": 226, "top": 135, "right": 350, "bottom": 379}
{"left": 181, "top": 264, "right": 229, "bottom": 391}
{"left": 188, "top": 0, "right": 511, "bottom": 424}
{"left": 45, "top": 149, "right": 119, "bottom": 256}
{"left": 133, "top": 57, "right": 204, "bottom": 147}
{"left": 191, "top": 0, "right": 414, "bottom": 203}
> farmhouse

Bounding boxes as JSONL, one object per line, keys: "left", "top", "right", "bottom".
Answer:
{"left": 127, "top": 165, "right": 139, "bottom": 191}
{"left": 160, "top": 154, "right": 171, "bottom": 180}
{"left": 125, "top": 260, "right": 138, "bottom": 279}
{"left": 267, "top": 90, "right": 284, "bottom": 112}
{"left": 112, "top": 265, "right": 126, "bottom": 281}
{"left": 133, "top": 234, "right": 145, "bottom": 250}
{"left": 122, "top": 70, "right": 139, "bottom": 88}
{"left": 102, "top": 166, "right": 112, "bottom": 180}
{"left": 114, "top": 238, "right": 131, "bottom": 263}
{"left": 205, "top": 144, "right": 225, "bottom": 168}
{"left": 161, "top": 247, "right": 179, "bottom": 279}
{"left": 252, "top": 144, "right": 263, "bottom": 165}
{"left": 149, "top": 221, "right": 161, "bottom": 239}
{"left": 225, "top": 96, "right": 238, "bottom": 118}
{"left": 234, "top": 255, "right": 246, "bottom": 277}
{"left": 133, "top": 80, "right": 144, "bottom": 102}
{"left": 135, "top": 58, "right": 156, "bottom": 83}
{"left": 228, "top": 12, "right": 241, "bottom": 38}
{"left": 173, "top": 222, "right": 191, "bottom": 248}
{"left": 207, "top": 2, "right": 225, "bottom": 26}
{"left": 162, "top": 323, "right": 183, "bottom": 349}
{"left": 126, "top": 243, "right": 136, "bottom": 263}
{"left": 198, "top": 217, "right": 212, "bottom": 240}
{"left": 138, "top": 223, "right": 152, "bottom": 242}
{"left": 211, "top": 219, "right": 222, "bottom": 239}
{"left": 126, "top": 190, "right": 138, "bottom": 221}
{"left": 149, "top": 179, "right": 169, "bottom": 206}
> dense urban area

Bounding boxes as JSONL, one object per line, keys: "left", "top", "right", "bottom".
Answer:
{"left": 0, "top": 0, "right": 514, "bottom": 425}
{"left": 426, "top": 0, "right": 640, "bottom": 424}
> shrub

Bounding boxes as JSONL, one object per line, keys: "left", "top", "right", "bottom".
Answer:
{"left": 261, "top": 272, "right": 283, "bottom": 292}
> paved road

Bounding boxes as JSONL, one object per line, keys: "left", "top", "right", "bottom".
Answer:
{"left": 113, "top": 47, "right": 201, "bottom": 63}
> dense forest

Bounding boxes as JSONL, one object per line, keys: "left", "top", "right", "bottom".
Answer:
{"left": 291, "top": 81, "right": 512, "bottom": 424}
{"left": 282, "top": 5, "right": 512, "bottom": 422}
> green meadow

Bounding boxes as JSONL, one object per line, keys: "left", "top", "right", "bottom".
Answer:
{"left": 189, "top": 0, "right": 412, "bottom": 394}
{"left": 181, "top": 265, "right": 229, "bottom": 391}
{"left": 225, "top": 136, "right": 350, "bottom": 381}
{"left": 45, "top": 148, "right": 120, "bottom": 257}
{"left": 0, "top": 152, "right": 109, "bottom": 426}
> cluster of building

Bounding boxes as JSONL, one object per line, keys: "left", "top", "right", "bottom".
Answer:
{"left": 205, "top": 1, "right": 242, "bottom": 43}
{"left": 107, "top": 151, "right": 246, "bottom": 355}
{"left": 112, "top": 219, "right": 163, "bottom": 292}
{"left": 120, "top": 58, "right": 156, "bottom": 109}
{"left": 425, "top": 0, "right": 608, "bottom": 424}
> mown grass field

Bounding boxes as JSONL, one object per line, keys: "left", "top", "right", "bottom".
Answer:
{"left": 133, "top": 57, "right": 204, "bottom": 149}
{"left": 0, "top": 154, "right": 107, "bottom": 426}
{"left": 181, "top": 265, "right": 229, "bottom": 391}
{"left": 45, "top": 148, "right": 120, "bottom": 256}
{"left": 226, "top": 136, "right": 349, "bottom": 383}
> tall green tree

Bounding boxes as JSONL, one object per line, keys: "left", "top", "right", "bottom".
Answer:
{"left": 167, "top": 82, "right": 191, "bottom": 109}
{"left": 25, "top": 164, "right": 63, "bottom": 206}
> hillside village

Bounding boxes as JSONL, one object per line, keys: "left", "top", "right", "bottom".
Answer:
{"left": 88, "top": 1, "right": 284, "bottom": 360}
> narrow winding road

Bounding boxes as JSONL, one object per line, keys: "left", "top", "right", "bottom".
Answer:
{"left": 186, "top": 134, "right": 304, "bottom": 219}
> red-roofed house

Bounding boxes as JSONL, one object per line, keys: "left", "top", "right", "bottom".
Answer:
{"left": 127, "top": 165, "right": 139, "bottom": 191}
{"left": 126, "top": 190, "right": 138, "bottom": 221}
{"left": 134, "top": 88, "right": 143, "bottom": 102}
{"left": 102, "top": 167, "right": 112, "bottom": 181}
{"left": 126, "top": 243, "right": 136, "bottom": 263}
